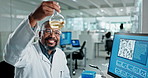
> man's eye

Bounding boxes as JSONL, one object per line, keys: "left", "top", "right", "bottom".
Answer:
{"left": 46, "top": 30, "right": 51, "bottom": 32}
{"left": 55, "top": 32, "right": 60, "bottom": 34}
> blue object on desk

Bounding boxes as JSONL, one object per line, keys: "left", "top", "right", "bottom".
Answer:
{"left": 81, "top": 71, "right": 96, "bottom": 78}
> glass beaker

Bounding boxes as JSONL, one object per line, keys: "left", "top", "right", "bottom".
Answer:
{"left": 49, "top": 10, "right": 65, "bottom": 29}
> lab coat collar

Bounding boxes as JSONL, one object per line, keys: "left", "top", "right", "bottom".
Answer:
{"left": 33, "top": 42, "right": 51, "bottom": 65}
{"left": 39, "top": 41, "right": 56, "bottom": 64}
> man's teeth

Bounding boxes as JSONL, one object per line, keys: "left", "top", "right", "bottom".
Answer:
{"left": 49, "top": 40, "right": 54, "bottom": 43}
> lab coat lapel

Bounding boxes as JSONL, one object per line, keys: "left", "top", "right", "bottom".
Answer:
{"left": 51, "top": 49, "right": 62, "bottom": 78}
{"left": 33, "top": 42, "right": 51, "bottom": 65}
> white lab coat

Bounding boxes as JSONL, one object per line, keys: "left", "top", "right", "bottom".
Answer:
{"left": 3, "top": 18, "right": 70, "bottom": 78}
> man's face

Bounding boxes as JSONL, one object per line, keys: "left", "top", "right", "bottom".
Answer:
{"left": 40, "top": 23, "right": 61, "bottom": 51}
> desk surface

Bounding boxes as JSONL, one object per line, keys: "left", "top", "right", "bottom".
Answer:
{"left": 64, "top": 47, "right": 81, "bottom": 52}
{"left": 94, "top": 41, "right": 104, "bottom": 44}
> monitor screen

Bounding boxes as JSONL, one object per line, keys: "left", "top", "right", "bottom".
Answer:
{"left": 71, "top": 40, "right": 80, "bottom": 47}
{"left": 60, "top": 32, "right": 72, "bottom": 46}
{"left": 108, "top": 33, "right": 148, "bottom": 78}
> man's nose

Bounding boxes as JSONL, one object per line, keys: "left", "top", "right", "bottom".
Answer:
{"left": 49, "top": 32, "right": 56, "bottom": 37}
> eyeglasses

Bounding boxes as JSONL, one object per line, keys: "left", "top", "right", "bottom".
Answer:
{"left": 42, "top": 29, "right": 61, "bottom": 36}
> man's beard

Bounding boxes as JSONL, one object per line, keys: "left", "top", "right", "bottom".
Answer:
{"left": 44, "top": 44, "right": 57, "bottom": 51}
{"left": 44, "top": 37, "right": 58, "bottom": 51}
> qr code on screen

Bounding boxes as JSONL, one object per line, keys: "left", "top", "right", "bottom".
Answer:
{"left": 118, "top": 39, "right": 135, "bottom": 60}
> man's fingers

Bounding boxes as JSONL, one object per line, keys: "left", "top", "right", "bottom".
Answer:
{"left": 29, "top": 1, "right": 61, "bottom": 22}
{"left": 42, "top": 1, "right": 61, "bottom": 13}
{"left": 42, "top": 6, "right": 54, "bottom": 16}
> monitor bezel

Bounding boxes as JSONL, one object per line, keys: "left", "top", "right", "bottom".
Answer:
{"left": 107, "top": 32, "right": 148, "bottom": 78}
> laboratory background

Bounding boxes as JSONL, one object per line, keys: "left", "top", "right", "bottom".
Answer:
{"left": 0, "top": 0, "right": 148, "bottom": 78}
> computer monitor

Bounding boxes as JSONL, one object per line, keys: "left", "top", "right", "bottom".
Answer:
{"left": 71, "top": 40, "right": 80, "bottom": 47}
{"left": 60, "top": 31, "right": 72, "bottom": 46}
{"left": 108, "top": 33, "right": 148, "bottom": 78}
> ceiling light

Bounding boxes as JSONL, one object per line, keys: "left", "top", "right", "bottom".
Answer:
{"left": 30, "top": 1, "right": 37, "bottom": 5}
{"left": 42, "top": 0, "right": 49, "bottom": 1}
{"left": 80, "top": 12, "right": 83, "bottom": 15}
{"left": 101, "top": 9, "right": 104, "bottom": 12}
{"left": 16, "top": 15, "right": 27, "bottom": 19}
{"left": 120, "top": 9, "right": 123, "bottom": 11}
{"left": 72, "top": 0, "right": 77, "bottom": 2}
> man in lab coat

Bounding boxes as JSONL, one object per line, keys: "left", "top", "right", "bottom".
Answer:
{"left": 3, "top": 1, "right": 70, "bottom": 78}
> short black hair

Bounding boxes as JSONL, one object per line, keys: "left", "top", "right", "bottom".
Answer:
{"left": 120, "top": 23, "right": 123, "bottom": 29}
{"left": 105, "top": 32, "right": 111, "bottom": 38}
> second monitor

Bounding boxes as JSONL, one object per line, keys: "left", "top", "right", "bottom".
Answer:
{"left": 71, "top": 40, "right": 80, "bottom": 47}
{"left": 60, "top": 31, "right": 72, "bottom": 47}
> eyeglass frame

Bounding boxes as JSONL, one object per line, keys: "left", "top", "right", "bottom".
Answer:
{"left": 41, "top": 29, "right": 61, "bottom": 36}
